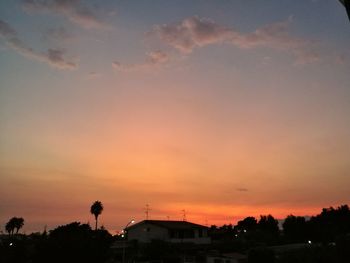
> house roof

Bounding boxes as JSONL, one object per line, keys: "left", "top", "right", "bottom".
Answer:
{"left": 127, "top": 220, "right": 208, "bottom": 230}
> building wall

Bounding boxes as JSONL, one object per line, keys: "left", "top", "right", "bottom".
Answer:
{"left": 127, "top": 222, "right": 211, "bottom": 244}
{"left": 127, "top": 223, "right": 169, "bottom": 243}
{"left": 195, "top": 228, "right": 208, "bottom": 238}
{"left": 169, "top": 227, "right": 210, "bottom": 244}
{"left": 169, "top": 237, "right": 211, "bottom": 244}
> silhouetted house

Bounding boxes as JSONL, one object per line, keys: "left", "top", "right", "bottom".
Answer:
{"left": 126, "top": 220, "right": 211, "bottom": 244}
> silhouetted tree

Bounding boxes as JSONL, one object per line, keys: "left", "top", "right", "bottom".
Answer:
{"left": 5, "top": 217, "right": 24, "bottom": 235}
{"left": 258, "top": 215, "right": 279, "bottom": 234}
{"left": 256, "top": 215, "right": 280, "bottom": 244}
{"left": 33, "top": 222, "right": 113, "bottom": 263}
{"left": 14, "top": 217, "right": 24, "bottom": 234}
{"left": 308, "top": 204, "right": 350, "bottom": 243}
{"left": 210, "top": 225, "right": 218, "bottom": 230}
{"left": 5, "top": 219, "right": 15, "bottom": 235}
{"left": 236, "top": 217, "right": 258, "bottom": 232}
{"left": 282, "top": 215, "right": 307, "bottom": 243}
{"left": 90, "top": 201, "right": 103, "bottom": 230}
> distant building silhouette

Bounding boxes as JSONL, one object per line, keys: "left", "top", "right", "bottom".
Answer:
{"left": 126, "top": 220, "right": 211, "bottom": 244}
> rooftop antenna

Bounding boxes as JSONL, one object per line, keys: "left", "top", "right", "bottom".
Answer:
{"left": 145, "top": 204, "right": 151, "bottom": 220}
{"left": 182, "top": 209, "right": 187, "bottom": 221}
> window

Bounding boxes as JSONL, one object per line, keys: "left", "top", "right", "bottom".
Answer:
{"left": 198, "top": 229, "right": 203, "bottom": 237}
{"left": 185, "top": 230, "right": 195, "bottom": 238}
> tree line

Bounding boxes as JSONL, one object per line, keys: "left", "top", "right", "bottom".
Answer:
{"left": 209, "top": 204, "right": 350, "bottom": 245}
{"left": 1, "top": 203, "right": 350, "bottom": 263}
{"left": 3, "top": 200, "right": 104, "bottom": 235}
{"left": 1, "top": 200, "right": 110, "bottom": 263}
{"left": 3, "top": 202, "right": 350, "bottom": 245}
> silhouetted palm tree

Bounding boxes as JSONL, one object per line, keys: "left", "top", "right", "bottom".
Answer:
{"left": 14, "top": 217, "right": 24, "bottom": 234}
{"left": 90, "top": 201, "right": 103, "bottom": 230}
{"left": 5, "top": 219, "right": 15, "bottom": 235}
{"left": 5, "top": 217, "right": 24, "bottom": 235}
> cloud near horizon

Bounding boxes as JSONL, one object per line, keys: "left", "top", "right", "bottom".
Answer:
{"left": 0, "top": 19, "right": 77, "bottom": 70}
{"left": 22, "top": 0, "right": 108, "bottom": 29}
{"left": 152, "top": 16, "right": 320, "bottom": 64}
{"left": 112, "top": 50, "right": 169, "bottom": 72}
{"left": 236, "top": 188, "right": 249, "bottom": 192}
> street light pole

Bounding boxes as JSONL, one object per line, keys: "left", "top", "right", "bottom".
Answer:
{"left": 122, "top": 219, "right": 135, "bottom": 263}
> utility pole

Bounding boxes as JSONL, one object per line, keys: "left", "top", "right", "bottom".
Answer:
{"left": 122, "top": 219, "right": 135, "bottom": 263}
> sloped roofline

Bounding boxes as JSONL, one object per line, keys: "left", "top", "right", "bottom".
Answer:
{"left": 126, "top": 220, "right": 208, "bottom": 230}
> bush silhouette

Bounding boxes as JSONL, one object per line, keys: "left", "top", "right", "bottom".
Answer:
{"left": 33, "top": 222, "right": 112, "bottom": 263}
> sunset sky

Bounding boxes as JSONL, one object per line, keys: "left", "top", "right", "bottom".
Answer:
{"left": 1, "top": 0, "right": 350, "bottom": 234}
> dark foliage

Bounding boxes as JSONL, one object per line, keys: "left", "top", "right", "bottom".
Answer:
{"left": 1, "top": 222, "right": 113, "bottom": 263}
{"left": 308, "top": 205, "right": 350, "bottom": 243}
{"left": 236, "top": 217, "right": 258, "bottom": 232}
{"left": 5, "top": 217, "right": 24, "bottom": 235}
{"left": 209, "top": 224, "right": 235, "bottom": 241}
{"left": 245, "top": 215, "right": 280, "bottom": 245}
{"left": 258, "top": 215, "right": 279, "bottom": 235}
{"left": 34, "top": 222, "right": 113, "bottom": 263}
{"left": 2, "top": 204, "right": 350, "bottom": 263}
{"left": 282, "top": 215, "right": 307, "bottom": 243}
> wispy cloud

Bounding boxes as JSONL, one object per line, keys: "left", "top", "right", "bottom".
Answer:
{"left": 0, "top": 19, "right": 77, "bottom": 70}
{"left": 0, "top": 19, "right": 17, "bottom": 37}
{"left": 236, "top": 188, "right": 249, "bottom": 192}
{"left": 112, "top": 50, "right": 169, "bottom": 72}
{"left": 43, "top": 26, "right": 74, "bottom": 42}
{"left": 87, "top": 71, "right": 101, "bottom": 78}
{"left": 334, "top": 54, "right": 346, "bottom": 64}
{"left": 152, "top": 16, "right": 320, "bottom": 64}
{"left": 22, "top": 0, "right": 108, "bottom": 29}
{"left": 152, "top": 16, "right": 231, "bottom": 53}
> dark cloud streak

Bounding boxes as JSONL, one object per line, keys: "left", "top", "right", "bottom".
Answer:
{"left": 236, "top": 188, "right": 249, "bottom": 192}
{"left": 22, "top": 0, "right": 108, "bottom": 29}
{"left": 43, "top": 26, "right": 74, "bottom": 42}
{"left": 0, "top": 19, "right": 77, "bottom": 70}
{"left": 113, "top": 50, "right": 169, "bottom": 72}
